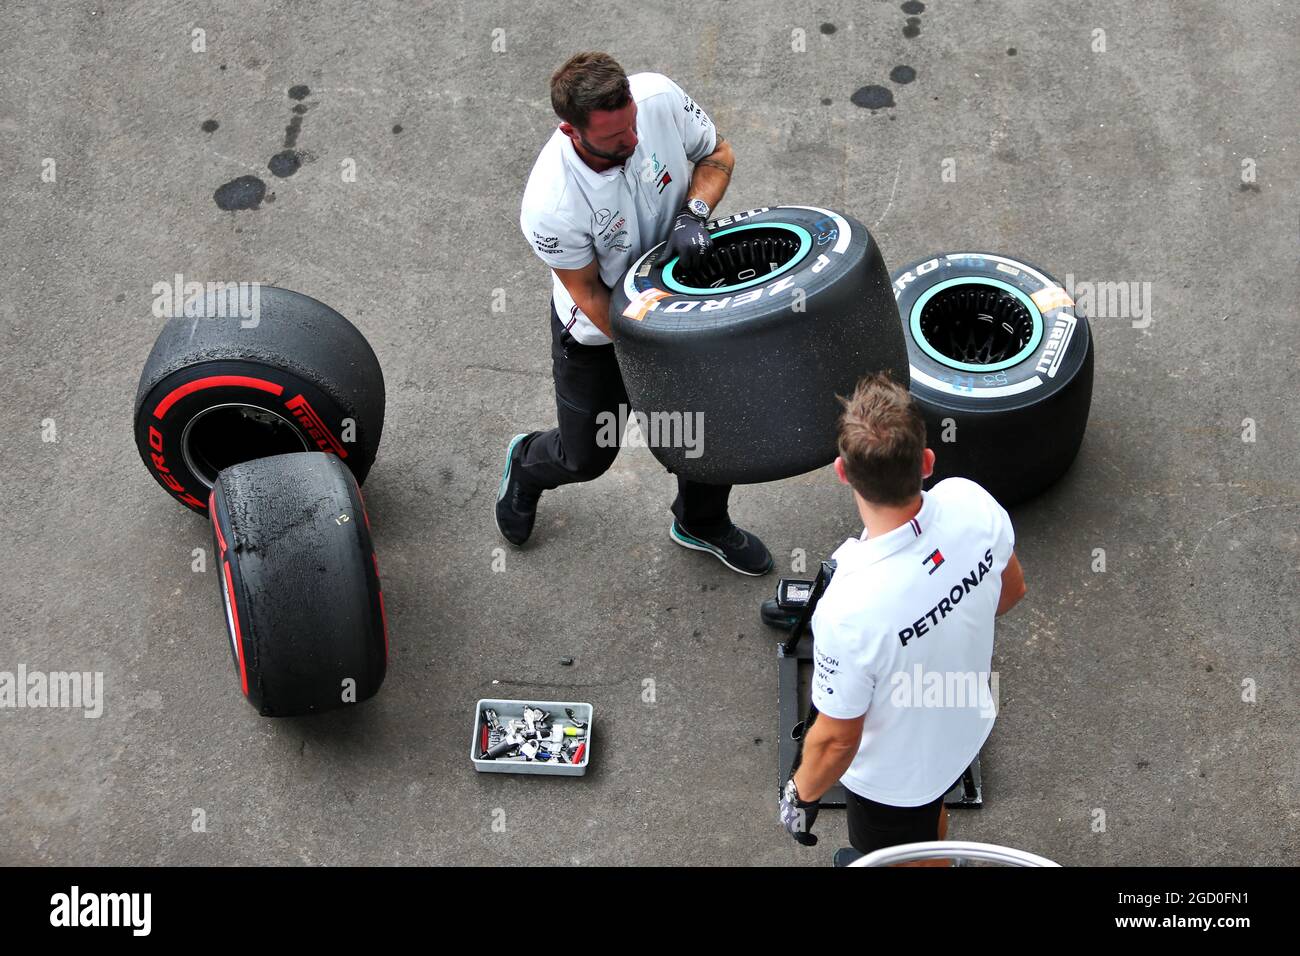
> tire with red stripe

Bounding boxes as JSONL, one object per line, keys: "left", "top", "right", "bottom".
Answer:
{"left": 210, "top": 452, "right": 388, "bottom": 717}
{"left": 133, "top": 286, "right": 384, "bottom": 516}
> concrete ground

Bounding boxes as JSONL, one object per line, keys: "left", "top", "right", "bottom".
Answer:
{"left": 1, "top": 0, "right": 1296, "bottom": 866}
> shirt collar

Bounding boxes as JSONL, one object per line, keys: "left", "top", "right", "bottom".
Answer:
{"left": 854, "top": 490, "right": 933, "bottom": 564}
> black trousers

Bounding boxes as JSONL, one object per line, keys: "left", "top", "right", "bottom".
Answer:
{"left": 845, "top": 784, "right": 952, "bottom": 855}
{"left": 516, "top": 304, "right": 732, "bottom": 534}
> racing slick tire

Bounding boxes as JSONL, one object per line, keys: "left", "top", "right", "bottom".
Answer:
{"left": 609, "top": 204, "right": 909, "bottom": 484}
{"left": 891, "top": 252, "right": 1094, "bottom": 506}
{"left": 209, "top": 452, "right": 388, "bottom": 717}
{"left": 134, "top": 285, "right": 384, "bottom": 516}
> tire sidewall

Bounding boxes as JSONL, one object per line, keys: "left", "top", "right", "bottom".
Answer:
{"left": 136, "top": 359, "right": 362, "bottom": 516}
{"left": 613, "top": 204, "right": 868, "bottom": 334}
{"left": 893, "top": 252, "right": 1090, "bottom": 411}
{"left": 210, "top": 482, "right": 252, "bottom": 689}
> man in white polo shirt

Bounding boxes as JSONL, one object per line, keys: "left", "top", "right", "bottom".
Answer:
{"left": 778, "top": 372, "right": 1027, "bottom": 864}
{"left": 496, "top": 51, "right": 772, "bottom": 576}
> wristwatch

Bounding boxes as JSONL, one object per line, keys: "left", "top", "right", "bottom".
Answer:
{"left": 685, "top": 198, "right": 711, "bottom": 221}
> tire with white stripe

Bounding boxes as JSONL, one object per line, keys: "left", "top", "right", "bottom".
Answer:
{"left": 210, "top": 452, "right": 388, "bottom": 717}
{"left": 892, "top": 253, "right": 1094, "bottom": 505}
{"left": 134, "top": 286, "right": 385, "bottom": 517}
{"left": 610, "top": 205, "right": 909, "bottom": 484}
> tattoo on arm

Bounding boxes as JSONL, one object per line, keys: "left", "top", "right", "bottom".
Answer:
{"left": 696, "top": 134, "right": 732, "bottom": 175}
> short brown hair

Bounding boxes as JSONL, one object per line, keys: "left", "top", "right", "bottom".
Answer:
{"left": 837, "top": 372, "right": 927, "bottom": 506}
{"left": 550, "top": 52, "right": 631, "bottom": 128}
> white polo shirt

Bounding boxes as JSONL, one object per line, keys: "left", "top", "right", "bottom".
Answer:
{"left": 810, "top": 477, "right": 1016, "bottom": 807}
{"left": 519, "top": 72, "right": 718, "bottom": 345}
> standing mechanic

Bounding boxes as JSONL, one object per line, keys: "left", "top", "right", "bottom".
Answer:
{"left": 779, "top": 373, "right": 1027, "bottom": 865}
{"left": 497, "top": 52, "right": 772, "bottom": 576}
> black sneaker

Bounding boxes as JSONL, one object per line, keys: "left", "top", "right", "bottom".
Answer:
{"left": 495, "top": 433, "right": 541, "bottom": 546}
{"left": 669, "top": 521, "right": 773, "bottom": 576}
{"left": 833, "top": 847, "right": 865, "bottom": 868}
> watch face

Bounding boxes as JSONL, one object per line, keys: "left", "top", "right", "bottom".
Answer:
{"left": 688, "top": 199, "right": 710, "bottom": 220}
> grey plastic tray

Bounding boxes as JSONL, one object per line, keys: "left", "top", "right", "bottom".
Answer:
{"left": 470, "top": 698, "right": 593, "bottom": 776}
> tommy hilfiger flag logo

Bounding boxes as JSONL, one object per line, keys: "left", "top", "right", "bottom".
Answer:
{"left": 923, "top": 549, "right": 944, "bottom": 574}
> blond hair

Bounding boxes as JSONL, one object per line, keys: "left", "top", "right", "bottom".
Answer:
{"left": 837, "top": 372, "right": 927, "bottom": 505}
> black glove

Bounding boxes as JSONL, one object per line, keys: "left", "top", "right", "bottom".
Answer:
{"left": 780, "top": 778, "right": 820, "bottom": 846}
{"left": 665, "top": 206, "right": 712, "bottom": 269}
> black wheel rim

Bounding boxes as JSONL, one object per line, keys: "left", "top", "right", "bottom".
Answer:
{"left": 916, "top": 283, "right": 1040, "bottom": 369}
{"left": 665, "top": 225, "right": 809, "bottom": 293}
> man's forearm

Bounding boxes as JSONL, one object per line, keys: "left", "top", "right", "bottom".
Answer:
{"left": 687, "top": 137, "right": 734, "bottom": 213}
{"left": 996, "top": 553, "right": 1026, "bottom": 616}
{"left": 792, "top": 728, "right": 858, "bottom": 802}
{"left": 575, "top": 282, "right": 613, "bottom": 339}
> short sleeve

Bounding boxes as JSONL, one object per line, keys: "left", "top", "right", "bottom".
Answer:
{"left": 988, "top": 492, "right": 1015, "bottom": 567}
{"left": 663, "top": 77, "right": 718, "bottom": 164}
{"left": 519, "top": 206, "right": 593, "bottom": 270}
{"left": 946, "top": 477, "right": 1015, "bottom": 569}
{"left": 809, "top": 604, "right": 874, "bottom": 720}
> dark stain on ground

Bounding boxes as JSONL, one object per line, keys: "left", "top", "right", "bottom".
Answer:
{"left": 820, "top": 22, "right": 836, "bottom": 34}
{"left": 820, "top": 97, "right": 832, "bottom": 106}
{"left": 1007, "top": 47, "right": 1017, "bottom": 55}
{"left": 851, "top": 85, "right": 895, "bottom": 109}
{"left": 219, "top": 63, "right": 227, "bottom": 71}
{"left": 213, "top": 82, "right": 313, "bottom": 207}
{"left": 1238, "top": 182, "right": 1261, "bottom": 193}
{"left": 268, "top": 150, "right": 302, "bottom": 178}
{"left": 392, "top": 123, "right": 403, "bottom": 134}
{"left": 114, "top": 293, "right": 125, "bottom": 303}
{"left": 201, "top": 119, "right": 219, "bottom": 133}
{"left": 214, "top": 175, "right": 267, "bottom": 211}
{"left": 270, "top": 84, "right": 312, "bottom": 176}
{"left": 860, "top": 5, "right": 926, "bottom": 105}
